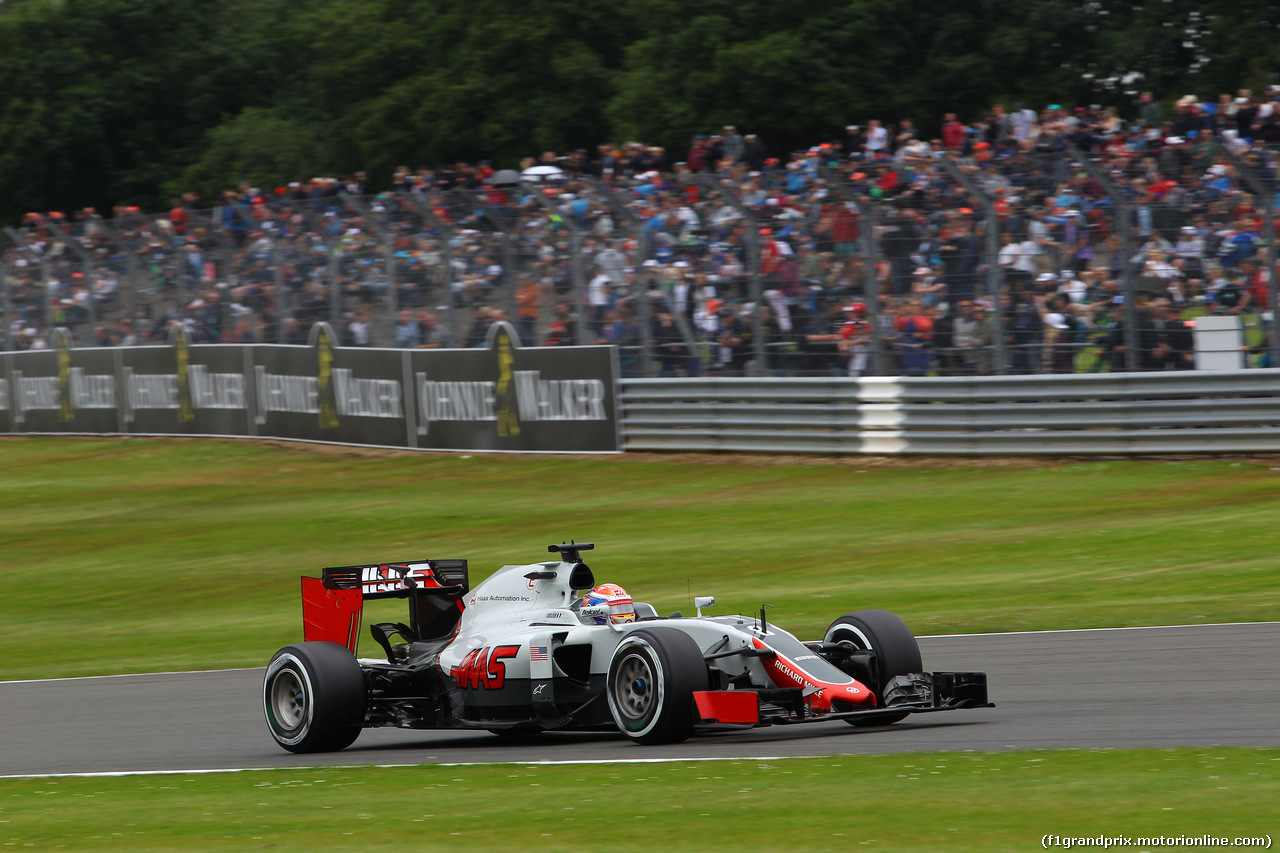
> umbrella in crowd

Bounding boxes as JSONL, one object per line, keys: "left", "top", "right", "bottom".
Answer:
{"left": 520, "top": 165, "right": 564, "bottom": 183}
{"left": 485, "top": 169, "right": 521, "bottom": 186}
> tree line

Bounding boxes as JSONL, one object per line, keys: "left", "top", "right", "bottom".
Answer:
{"left": 0, "top": 0, "right": 1274, "bottom": 224}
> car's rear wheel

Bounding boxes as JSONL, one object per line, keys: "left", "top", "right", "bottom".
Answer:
{"left": 824, "top": 610, "right": 922, "bottom": 726}
{"left": 264, "top": 642, "right": 366, "bottom": 753}
{"left": 606, "top": 629, "right": 709, "bottom": 745}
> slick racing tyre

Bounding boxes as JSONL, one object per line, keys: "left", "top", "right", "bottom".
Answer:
{"left": 607, "top": 628, "right": 709, "bottom": 745}
{"left": 824, "top": 610, "right": 922, "bottom": 727}
{"left": 264, "top": 642, "right": 366, "bottom": 753}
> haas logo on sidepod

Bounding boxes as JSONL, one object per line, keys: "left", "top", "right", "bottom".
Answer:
{"left": 451, "top": 646, "right": 520, "bottom": 690}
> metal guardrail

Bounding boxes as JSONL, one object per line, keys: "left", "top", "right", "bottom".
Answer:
{"left": 618, "top": 371, "right": 1280, "bottom": 454}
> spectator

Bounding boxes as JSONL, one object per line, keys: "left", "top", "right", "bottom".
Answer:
{"left": 687, "top": 135, "right": 710, "bottom": 171}
{"left": 651, "top": 310, "right": 686, "bottom": 375}
{"left": 998, "top": 230, "right": 1035, "bottom": 287}
{"left": 837, "top": 301, "right": 872, "bottom": 377}
{"left": 415, "top": 310, "right": 452, "bottom": 348}
{"left": 939, "top": 221, "right": 980, "bottom": 302}
{"left": 864, "top": 119, "right": 888, "bottom": 156}
{"left": 743, "top": 134, "right": 768, "bottom": 171}
{"left": 894, "top": 298, "right": 935, "bottom": 375}
{"left": 842, "top": 125, "right": 864, "bottom": 159}
{"left": 394, "top": 308, "right": 420, "bottom": 348}
{"left": 1038, "top": 293, "right": 1079, "bottom": 373}
{"left": 514, "top": 276, "right": 541, "bottom": 343}
{"left": 1007, "top": 285, "right": 1043, "bottom": 374}
{"left": 912, "top": 265, "right": 947, "bottom": 308}
{"left": 346, "top": 309, "right": 371, "bottom": 346}
{"left": 1010, "top": 102, "right": 1038, "bottom": 142}
{"left": 803, "top": 299, "right": 850, "bottom": 375}
{"left": 932, "top": 298, "right": 962, "bottom": 375}
{"left": 1142, "top": 297, "right": 1193, "bottom": 370}
{"left": 1027, "top": 208, "right": 1059, "bottom": 274}
{"left": 955, "top": 299, "right": 996, "bottom": 375}
{"left": 1138, "top": 91, "right": 1162, "bottom": 128}
{"left": 721, "top": 126, "right": 745, "bottom": 164}
{"left": 713, "top": 306, "right": 754, "bottom": 375}
{"left": 941, "top": 113, "right": 968, "bottom": 151}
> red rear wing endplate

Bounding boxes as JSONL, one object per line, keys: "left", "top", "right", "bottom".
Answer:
{"left": 301, "top": 576, "right": 362, "bottom": 653}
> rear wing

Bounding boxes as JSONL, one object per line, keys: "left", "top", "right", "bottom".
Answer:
{"left": 301, "top": 559, "right": 470, "bottom": 653}
{"left": 321, "top": 559, "right": 469, "bottom": 599}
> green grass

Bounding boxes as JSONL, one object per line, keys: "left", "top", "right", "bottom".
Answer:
{"left": 2, "top": 437, "right": 1279, "bottom": 680}
{"left": 1, "top": 750, "right": 1275, "bottom": 851}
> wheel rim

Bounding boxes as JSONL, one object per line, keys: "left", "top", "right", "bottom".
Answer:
{"left": 269, "top": 667, "right": 307, "bottom": 732}
{"left": 612, "top": 652, "right": 656, "bottom": 722}
{"left": 826, "top": 625, "right": 873, "bottom": 651}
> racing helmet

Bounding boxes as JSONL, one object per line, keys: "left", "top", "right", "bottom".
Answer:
{"left": 583, "top": 583, "right": 635, "bottom": 625}
{"left": 843, "top": 301, "right": 867, "bottom": 315}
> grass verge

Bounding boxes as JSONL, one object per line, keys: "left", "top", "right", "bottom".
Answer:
{"left": 1, "top": 750, "right": 1275, "bottom": 852}
{"left": 3, "top": 437, "right": 1279, "bottom": 679}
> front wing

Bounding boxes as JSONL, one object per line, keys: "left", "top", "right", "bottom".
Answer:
{"left": 692, "top": 671, "right": 993, "bottom": 730}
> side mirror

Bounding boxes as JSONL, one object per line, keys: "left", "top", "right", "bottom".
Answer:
{"left": 694, "top": 596, "right": 715, "bottom": 617}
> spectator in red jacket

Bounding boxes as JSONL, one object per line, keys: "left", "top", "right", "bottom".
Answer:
{"left": 941, "top": 113, "right": 968, "bottom": 151}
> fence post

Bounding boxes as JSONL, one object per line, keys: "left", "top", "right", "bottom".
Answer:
{"left": 583, "top": 177, "right": 648, "bottom": 373}
{"left": 341, "top": 193, "right": 398, "bottom": 346}
{"left": 269, "top": 236, "right": 287, "bottom": 344}
{"left": 1067, "top": 145, "right": 1139, "bottom": 372}
{"left": 45, "top": 220, "right": 99, "bottom": 331}
{"left": 695, "top": 174, "right": 766, "bottom": 374}
{"left": 459, "top": 187, "right": 521, "bottom": 333}
{"left": 1, "top": 250, "right": 10, "bottom": 351}
{"left": 399, "top": 190, "right": 460, "bottom": 348}
{"left": 115, "top": 220, "right": 150, "bottom": 343}
{"left": 298, "top": 204, "right": 342, "bottom": 330}
{"left": 817, "top": 165, "right": 886, "bottom": 375}
{"left": 937, "top": 155, "right": 1007, "bottom": 374}
{"left": 221, "top": 201, "right": 259, "bottom": 341}
{"left": 1214, "top": 138, "right": 1280, "bottom": 368}
{"left": 520, "top": 181, "right": 589, "bottom": 345}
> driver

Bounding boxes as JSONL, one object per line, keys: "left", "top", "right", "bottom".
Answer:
{"left": 583, "top": 583, "right": 636, "bottom": 624}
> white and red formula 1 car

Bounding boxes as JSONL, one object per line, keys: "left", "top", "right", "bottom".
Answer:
{"left": 264, "top": 542, "right": 992, "bottom": 752}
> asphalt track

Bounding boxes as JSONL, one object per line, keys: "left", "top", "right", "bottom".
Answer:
{"left": 2, "top": 623, "right": 1277, "bottom": 777}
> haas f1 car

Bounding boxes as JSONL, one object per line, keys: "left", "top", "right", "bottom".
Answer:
{"left": 264, "top": 542, "right": 992, "bottom": 752}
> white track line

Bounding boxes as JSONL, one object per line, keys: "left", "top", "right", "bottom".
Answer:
{"left": 0, "top": 667, "right": 261, "bottom": 686}
{"left": 0, "top": 756, "right": 808, "bottom": 780}
{"left": 921, "top": 620, "right": 1280, "bottom": 639}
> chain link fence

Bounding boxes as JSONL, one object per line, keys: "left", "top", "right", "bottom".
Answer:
{"left": 4, "top": 138, "right": 1278, "bottom": 377}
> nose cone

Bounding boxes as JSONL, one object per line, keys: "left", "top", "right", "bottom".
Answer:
{"left": 821, "top": 680, "right": 876, "bottom": 712}
{"left": 839, "top": 682, "right": 874, "bottom": 705}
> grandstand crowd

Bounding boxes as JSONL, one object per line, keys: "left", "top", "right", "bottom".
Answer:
{"left": 4, "top": 88, "right": 1279, "bottom": 376}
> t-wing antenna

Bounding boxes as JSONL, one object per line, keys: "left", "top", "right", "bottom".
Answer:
{"left": 548, "top": 541, "right": 595, "bottom": 564}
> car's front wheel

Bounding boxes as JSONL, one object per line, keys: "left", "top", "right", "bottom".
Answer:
{"left": 606, "top": 629, "right": 709, "bottom": 745}
{"left": 263, "top": 641, "right": 366, "bottom": 753}
{"left": 824, "top": 610, "right": 922, "bottom": 726}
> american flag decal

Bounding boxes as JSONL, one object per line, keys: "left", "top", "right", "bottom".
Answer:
{"left": 530, "top": 645, "right": 548, "bottom": 661}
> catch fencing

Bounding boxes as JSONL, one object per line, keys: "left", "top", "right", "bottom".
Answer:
{"left": 619, "top": 371, "right": 1280, "bottom": 454}
{"left": 6, "top": 141, "right": 1280, "bottom": 379}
